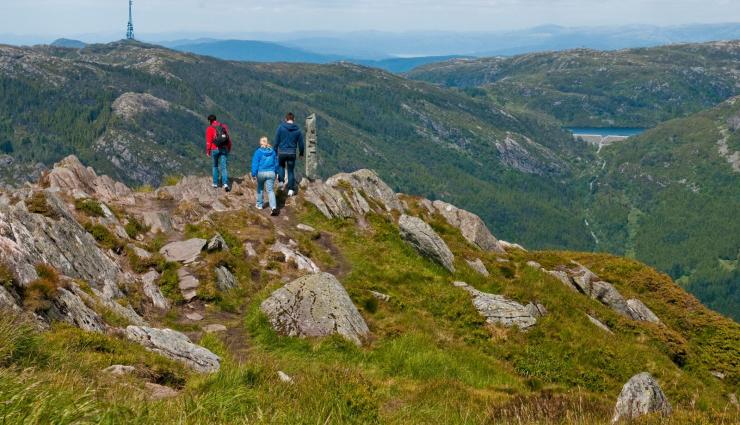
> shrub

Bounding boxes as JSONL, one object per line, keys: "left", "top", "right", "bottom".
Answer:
{"left": 157, "top": 262, "right": 183, "bottom": 303}
{"left": 162, "top": 175, "right": 182, "bottom": 187}
{"left": 23, "top": 264, "right": 62, "bottom": 313}
{"left": 124, "top": 216, "right": 149, "bottom": 239}
{"left": 74, "top": 198, "right": 104, "bottom": 217}
{"left": 0, "top": 263, "right": 15, "bottom": 290}
{"left": 83, "top": 222, "right": 124, "bottom": 252}
{"left": 25, "top": 192, "right": 59, "bottom": 219}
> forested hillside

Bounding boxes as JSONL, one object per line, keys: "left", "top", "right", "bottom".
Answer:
{"left": 407, "top": 41, "right": 740, "bottom": 127}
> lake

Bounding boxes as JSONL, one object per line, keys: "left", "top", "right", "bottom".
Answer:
{"left": 566, "top": 127, "right": 646, "bottom": 137}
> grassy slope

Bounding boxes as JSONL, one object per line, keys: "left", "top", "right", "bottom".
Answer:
{"left": 1, "top": 198, "right": 737, "bottom": 424}
{"left": 587, "top": 98, "right": 740, "bottom": 320}
{"left": 407, "top": 41, "right": 740, "bottom": 127}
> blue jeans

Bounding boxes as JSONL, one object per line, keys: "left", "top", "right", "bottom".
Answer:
{"left": 212, "top": 150, "right": 229, "bottom": 186}
{"left": 278, "top": 154, "right": 297, "bottom": 191}
{"left": 256, "top": 171, "right": 277, "bottom": 209}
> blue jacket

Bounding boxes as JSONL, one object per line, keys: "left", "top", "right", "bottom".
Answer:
{"left": 251, "top": 147, "right": 279, "bottom": 176}
{"left": 274, "top": 122, "right": 305, "bottom": 156}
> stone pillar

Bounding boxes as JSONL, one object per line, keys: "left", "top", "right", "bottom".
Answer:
{"left": 305, "top": 114, "right": 318, "bottom": 181}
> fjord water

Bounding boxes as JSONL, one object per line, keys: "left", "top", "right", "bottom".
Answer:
{"left": 566, "top": 127, "right": 647, "bottom": 137}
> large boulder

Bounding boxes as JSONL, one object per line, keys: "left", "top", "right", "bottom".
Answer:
{"left": 432, "top": 200, "right": 505, "bottom": 253}
{"left": 326, "top": 169, "right": 403, "bottom": 213}
{"left": 398, "top": 214, "right": 455, "bottom": 272}
{"left": 46, "top": 155, "right": 134, "bottom": 204}
{"left": 304, "top": 169, "right": 402, "bottom": 220}
{"left": 260, "top": 272, "right": 369, "bottom": 345}
{"left": 303, "top": 181, "right": 355, "bottom": 220}
{"left": 626, "top": 299, "right": 661, "bottom": 324}
{"left": 453, "top": 281, "right": 545, "bottom": 330}
{"left": 159, "top": 239, "right": 206, "bottom": 263}
{"left": 125, "top": 326, "right": 221, "bottom": 373}
{"left": 612, "top": 373, "right": 672, "bottom": 423}
{"left": 0, "top": 191, "right": 123, "bottom": 298}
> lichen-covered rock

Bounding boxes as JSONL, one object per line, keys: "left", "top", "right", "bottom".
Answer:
{"left": 159, "top": 239, "right": 206, "bottom": 263}
{"left": 326, "top": 169, "right": 403, "bottom": 213}
{"left": 587, "top": 314, "right": 613, "bottom": 334}
{"left": 177, "top": 268, "right": 199, "bottom": 301}
{"left": 432, "top": 200, "right": 505, "bottom": 253}
{"left": 303, "top": 180, "right": 354, "bottom": 219}
{"left": 466, "top": 258, "right": 490, "bottom": 276}
{"left": 398, "top": 214, "right": 455, "bottom": 272}
{"left": 0, "top": 285, "right": 21, "bottom": 312}
{"left": 140, "top": 270, "right": 169, "bottom": 310}
{"left": 46, "top": 155, "right": 134, "bottom": 204}
{"left": 0, "top": 192, "right": 123, "bottom": 298}
{"left": 499, "top": 240, "right": 526, "bottom": 251}
{"left": 214, "top": 266, "right": 236, "bottom": 291}
{"left": 270, "top": 241, "right": 320, "bottom": 273}
{"left": 206, "top": 233, "right": 228, "bottom": 252}
{"left": 125, "top": 326, "right": 221, "bottom": 373}
{"left": 612, "top": 373, "right": 672, "bottom": 423}
{"left": 627, "top": 299, "right": 661, "bottom": 324}
{"left": 46, "top": 288, "right": 106, "bottom": 332}
{"left": 260, "top": 272, "right": 369, "bottom": 345}
{"left": 453, "top": 281, "right": 544, "bottom": 330}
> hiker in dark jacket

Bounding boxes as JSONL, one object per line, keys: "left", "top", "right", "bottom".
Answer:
{"left": 251, "top": 137, "right": 279, "bottom": 216}
{"left": 205, "top": 114, "right": 231, "bottom": 191}
{"left": 273, "top": 112, "right": 304, "bottom": 196}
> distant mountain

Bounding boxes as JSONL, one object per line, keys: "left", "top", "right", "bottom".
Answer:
{"left": 51, "top": 38, "right": 86, "bottom": 49}
{"left": 357, "top": 55, "right": 472, "bottom": 73}
{"left": 408, "top": 41, "right": 740, "bottom": 127}
{"left": 171, "top": 39, "right": 338, "bottom": 63}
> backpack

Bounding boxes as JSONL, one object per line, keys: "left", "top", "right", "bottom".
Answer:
{"left": 212, "top": 124, "right": 231, "bottom": 149}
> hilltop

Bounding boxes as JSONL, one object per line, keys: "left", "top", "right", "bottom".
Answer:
{"left": 407, "top": 40, "right": 740, "bottom": 127}
{"left": 0, "top": 157, "right": 737, "bottom": 424}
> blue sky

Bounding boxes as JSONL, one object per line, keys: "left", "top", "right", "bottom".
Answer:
{"left": 1, "top": 0, "right": 738, "bottom": 39}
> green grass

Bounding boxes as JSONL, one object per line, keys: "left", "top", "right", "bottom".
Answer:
{"left": 74, "top": 198, "right": 104, "bottom": 217}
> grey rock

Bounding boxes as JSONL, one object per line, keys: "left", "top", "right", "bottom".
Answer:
{"left": 499, "top": 240, "right": 526, "bottom": 251}
{"left": 155, "top": 176, "right": 232, "bottom": 213}
{"left": 432, "top": 200, "right": 505, "bottom": 253}
{"left": 185, "top": 312, "right": 203, "bottom": 321}
{"left": 260, "top": 272, "right": 369, "bottom": 345}
{"left": 547, "top": 270, "right": 579, "bottom": 292}
{"left": 130, "top": 245, "right": 152, "bottom": 259}
{"left": 612, "top": 373, "right": 672, "bottom": 423}
{"left": 305, "top": 114, "right": 318, "bottom": 180}
{"left": 526, "top": 261, "right": 543, "bottom": 270}
{"left": 125, "top": 326, "right": 221, "bottom": 373}
{"left": 626, "top": 299, "right": 661, "bottom": 324}
{"left": 270, "top": 241, "right": 321, "bottom": 273}
{"left": 68, "top": 284, "right": 146, "bottom": 327}
{"left": 297, "top": 223, "right": 316, "bottom": 232}
{"left": 326, "top": 169, "right": 404, "bottom": 214}
{"left": 278, "top": 370, "right": 295, "bottom": 384}
{"left": 466, "top": 258, "right": 490, "bottom": 276}
{"left": 141, "top": 211, "right": 173, "bottom": 234}
{"left": 145, "top": 382, "right": 179, "bottom": 400}
{"left": 710, "top": 371, "right": 726, "bottom": 380}
{"left": 141, "top": 270, "right": 169, "bottom": 310}
{"left": 215, "top": 266, "right": 236, "bottom": 291}
{"left": 453, "top": 281, "right": 543, "bottom": 330}
{"left": 398, "top": 214, "right": 455, "bottom": 272}
{"left": 0, "top": 191, "right": 123, "bottom": 298}
{"left": 103, "top": 365, "right": 136, "bottom": 376}
{"left": 177, "top": 268, "right": 199, "bottom": 301}
{"left": 244, "top": 242, "right": 257, "bottom": 258}
{"left": 369, "top": 290, "right": 390, "bottom": 302}
{"left": 303, "top": 180, "right": 354, "bottom": 219}
{"left": 587, "top": 314, "right": 613, "bottom": 334}
{"left": 203, "top": 324, "right": 227, "bottom": 333}
{"left": 0, "top": 285, "right": 21, "bottom": 312}
{"left": 206, "top": 233, "right": 228, "bottom": 252}
{"left": 159, "top": 238, "right": 206, "bottom": 263}
{"left": 566, "top": 263, "right": 634, "bottom": 318}
{"left": 46, "top": 288, "right": 106, "bottom": 333}
{"left": 46, "top": 155, "right": 135, "bottom": 205}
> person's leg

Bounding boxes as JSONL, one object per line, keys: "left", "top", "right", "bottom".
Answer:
{"left": 277, "top": 155, "right": 287, "bottom": 186}
{"left": 256, "top": 173, "right": 265, "bottom": 208}
{"left": 265, "top": 172, "right": 277, "bottom": 210}
{"left": 212, "top": 152, "right": 220, "bottom": 186}
{"left": 286, "top": 155, "right": 296, "bottom": 191}
{"left": 220, "top": 151, "right": 229, "bottom": 187}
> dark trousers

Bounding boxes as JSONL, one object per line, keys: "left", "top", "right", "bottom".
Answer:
{"left": 278, "top": 153, "right": 297, "bottom": 191}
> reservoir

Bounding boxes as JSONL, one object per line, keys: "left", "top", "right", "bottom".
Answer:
{"left": 566, "top": 128, "right": 646, "bottom": 137}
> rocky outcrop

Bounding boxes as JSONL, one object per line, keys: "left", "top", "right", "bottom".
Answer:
{"left": 140, "top": 270, "right": 169, "bottom": 310}
{"left": 0, "top": 285, "right": 21, "bottom": 312}
{"left": 214, "top": 266, "right": 236, "bottom": 291}
{"left": 155, "top": 176, "right": 238, "bottom": 213}
{"left": 70, "top": 284, "right": 146, "bottom": 327}
{"left": 466, "top": 258, "right": 490, "bottom": 276}
{"left": 453, "top": 281, "right": 545, "bottom": 330}
{"left": 125, "top": 326, "right": 221, "bottom": 373}
{"left": 0, "top": 191, "right": 123, "bottom": 298}
{"left": 46, "top": 155, "right": 134, "bottom": 204}
{"left": 270, "top": 241, "right": 321, "bottom": 273}
{"left": 432, "top": 200, "right": 505, "bottom": 253}
{"left": 303, "top": 181, "right": 354, "bottom": 219}
{"left": 177, "top": 269, "right": 199, "bottom": 301}
{"left": 626, "top": 299, "right": 661, "bottom": 324}
{"left": 612, "top": 373, "right": 671, "bottom": 423}
{"left": 112, "top": 92, "right": 170, "bottom": 121}
{"left": 46, "top": 288, "right": 106, "bottom": 333}
{"left": 159, "top": 239, "right": 206, "bottom": 264}
{"left": 499, "top": 240, "right": 526, "bottom": 251}
{"left": 304, "top": 169, "right": 402, "bottom": 220}
{"left": 398, "top": 215, "right": 455, "bottom": 272}
{"left": 260, "top": 273, "right": 369, "bottom": 345}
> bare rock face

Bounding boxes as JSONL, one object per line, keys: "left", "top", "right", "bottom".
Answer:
{"left": 0, "top": 285, "right": 21, "bottom": 312}
{"left": 305, "top": 169, "right": 402, "bottom": 220}
{"left": 155, "top": 176, "right": 234, "bottom": 212}
{"left": 46, "top": 288, "right": 106, "bottom": 333}
{"left": 612, "top": 373, "right": 672, "bottom": 423}
{"left": 453, "top": 281, "right": 545, "bottom": 330}
{"left": 398, "top": 214, "right": 455, "bottom": 272}
{"left": 214, "top": 266, "right": 236, "bottom": 291}
{"left": 159, "top": 239, "right": 206, "bottom": 263}
{"left": 270, "top": 241, "right": 321, "bottom": 273}
{"left": 326, "top": 169, "right": 404, "bottom": 213}
{"left": 432, "top": 200, "right": 505, "bottom": 253}
{"left": 46, "top": 155, "right": 134, "bottom": 204}
{"left": 140, "top": 270, "right": 169, "bottom": 310}
{"left": 125, "top": 326, "right": 221, "bottom": 373}
{"left": 626, "top": 299, "right": 661, "bottom": 324}
{"left": 303, "top": 181, "right": 354, "bottom": 220}
{"left": 260, "top": 272, "right": 369, "bottom": 346}
{"left": 0, "top": 191, "right": 123, "bottom": 298}
{"left": 112, "top": 92, "right": 170, "bottom": 121}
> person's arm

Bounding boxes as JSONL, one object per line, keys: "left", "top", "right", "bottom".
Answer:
{"left": 205, "top": 127, "right": 213, "bottom": 156}
{"left": 251, "top": 150, "right": 261, "bottom": 177}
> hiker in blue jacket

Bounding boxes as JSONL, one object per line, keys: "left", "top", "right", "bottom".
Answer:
{"left": 251, "top": 137, "right": 280, "bottom": 216}
{"left": 274, "top": 112, "right": 305, "bottom": 196}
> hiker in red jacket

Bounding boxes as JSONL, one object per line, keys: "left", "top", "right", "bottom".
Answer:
{"left": 206, "top": 114, "right": 232, "bottom": 191}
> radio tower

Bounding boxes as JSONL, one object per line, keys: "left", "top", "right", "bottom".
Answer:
{"left": 126, "top": 0, "right": 135, "bottom": 40}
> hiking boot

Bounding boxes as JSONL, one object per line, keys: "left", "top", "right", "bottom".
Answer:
{"left": 288, "top": 189, "right": 295, "bottom": 197}
{"left": 255, "top": 204, "right": 262, "bottom": 210}
{"left": 212, "top": 184, "right": 218, "bottom": 188}
{"left": 270, "top": 208, "right": 279, "bottom": 216}
{"left": 223, "top": 184, "right": 230, "bottom": 192}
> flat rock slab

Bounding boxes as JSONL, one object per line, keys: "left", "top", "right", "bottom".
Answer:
{"left": 141, "top": 270, "right": 169, "bottom": 310}
{"left": 202, "top": 324, "right": 227, "bottom": 333}
{"left": 177, "top": 269, "right": 199, "bottom": 301}
{"left": 260, "top": 272, "right": 369, "bottom": 345}
{"left": 612, "top": 373, "right": 671, "bottom": 423}
{"left": 125, "top": 326, "right": 220, "bottom": 373}
{"left": 270, "top": 241, "right": 321, "bottom": 273}
{"left": 159, "top": 239, "right": 206, "bottom": 263}
{"left": 185, "top": 312, "right": 203, "bottom": 321}
{"left": 453, "top": 281, "right": 545, "bottom": 330}
{"left": 399, "top": 214, "right": 455, "bottom": 272}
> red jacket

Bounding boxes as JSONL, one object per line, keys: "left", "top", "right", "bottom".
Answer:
{"left": 206, "top": 121, "right": 232, "bottom": 154}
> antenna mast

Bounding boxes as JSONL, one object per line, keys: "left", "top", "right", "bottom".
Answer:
{"left": 126, "top": 0, "right": 135, "bottom": 40}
